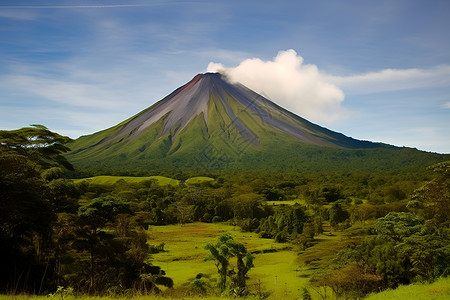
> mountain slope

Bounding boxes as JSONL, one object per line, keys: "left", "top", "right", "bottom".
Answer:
{"left": 67, "top": 73, "right": 448, "bottom": 175}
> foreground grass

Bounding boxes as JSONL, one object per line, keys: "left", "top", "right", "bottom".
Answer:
{"left": 365, "top": 277, "right": 450, "bottom": 300}
{"left": 3, "top": 278, "right": 450, "bottom": 299}
{"left": 0, "top": 296, "right": 241, "bottom": 300}
{"left": 0, "top": 296, "right": 255, "bottom": 300}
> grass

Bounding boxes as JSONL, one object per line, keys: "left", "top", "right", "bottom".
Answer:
{"left": 296, "top": 223, "right": 370, "bottom": 271}
{"left": 0, "top": 296, "right": 254, "bottom": 300}
{"left": 365, "top": 277, "right": 450, "bottom": 300}
{"left": 73, "top": 175, "right": 217, "bottom": 187}
{"left": 4, "top": 276, "right": 450, "bottom": 300}
{"left": 73, "top": 175, "right": 180, "bottom": 186}
{"left": 146, "top": 222, "right": 372, "bottom": 299}
{"left": 148, "top": 222, "right": 308, "bottom": 298}
{"left": 185, "top": 177, "right": 215, "bottom": 185}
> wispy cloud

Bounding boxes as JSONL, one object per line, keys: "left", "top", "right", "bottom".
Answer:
{"left": 207, "top": 49, "right": 347, "bottom": 124}
{"left": 444, "top": 102, "right": 450, "bottom": 109}
{"left": 1, "top": 75, "right": 125, "bottom": 109}
{"left": 326, "top": 65, "right": 450, "bottom": 94}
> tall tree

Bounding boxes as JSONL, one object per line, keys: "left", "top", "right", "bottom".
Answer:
{"left": 0, "top": 154, "right": 55, "bottom": 292}
{"left": 74, "top": 196, "right": 130, "bottom": 292}
{"left": 205, "top": 233, "right": 254, "bottom": 294}
{"left": 408, "top": 161, "right": 450, "bottom": 224}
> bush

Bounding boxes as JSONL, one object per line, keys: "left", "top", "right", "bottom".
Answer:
{"left": 149, "top": 242, "right": 165, "bottom": 253}
{"left": 275, "top": 231, "right": 289, "bottom": 243}
{"left": 212, "top": 216, "right": 222, "bottom": 223}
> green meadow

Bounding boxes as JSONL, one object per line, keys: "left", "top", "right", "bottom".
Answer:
{"left": 73, "top": 175, "right": 180, "bottom": 186}
{"left": 145, "top": 222, "right": 373, "bottom": 299}
{"left": 73, "top": 175, "right": 216, "bottom": 187}
{"left": 148, "top": 223, "right": 303, "bottom": 297}
{"left": 185, "top": 177, "right": 215, "bottom": 185}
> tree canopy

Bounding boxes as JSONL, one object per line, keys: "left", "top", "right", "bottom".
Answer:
{"left": 0, "top": 124, "right": 73, "bottom": 171}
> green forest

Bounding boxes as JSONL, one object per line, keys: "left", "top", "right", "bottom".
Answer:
{"left": 1, "top": 126, "right": 449, "bottom": 299}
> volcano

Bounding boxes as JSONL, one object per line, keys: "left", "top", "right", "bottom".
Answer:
{"left": 67, "top": 73, "right": 446, "bottom": 174}
{"left": 98, "top": 73, "right": 374, "bottom": 148}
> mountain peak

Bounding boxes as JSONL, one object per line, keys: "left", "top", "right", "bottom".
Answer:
{"left": 92, "top": 72, "right": 380, "bottom": 148}
{"left": 68, "top": 73, "right": 386, "bottom": 172}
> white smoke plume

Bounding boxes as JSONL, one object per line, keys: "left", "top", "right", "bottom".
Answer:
{"left": 207, "top": 49, "right": 346, "bottom": 124}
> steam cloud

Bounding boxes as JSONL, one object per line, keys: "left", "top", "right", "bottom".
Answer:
{"left": 207, "top": 49, "right": 346, "bottom": 124}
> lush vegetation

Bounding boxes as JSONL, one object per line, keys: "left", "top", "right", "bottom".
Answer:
{"left": 1, "top": 126, "right": 449, "bottom": 299}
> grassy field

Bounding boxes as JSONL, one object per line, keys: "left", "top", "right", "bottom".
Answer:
{"left": 185, "top": 177, "right": 215, "bottom": 185}
{"left": 296, "top": 223, "right": 370, "bottom": 270}
{"left": 146, "top": 222, "right": 372, "bottom": 299}
{"left": 148, "top": 222, "right": 310, "bottom": 298}
{"left": 365, "top": 277, "right": 450, "bottom": 300}
{"left": 73, "top": 175, "right": 216, "bottom": 187}
{"left": 73, "top": 175, "right": 180, "bottom": 186}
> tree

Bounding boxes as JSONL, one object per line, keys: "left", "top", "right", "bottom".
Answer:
{"left": 229, "top": 239, "right": 254, "bottom": 292}
{"left": 205, "top": 233, "right": 254, "bottom": 294}
{"left": 0, "top": 125, "right": 73, "bottom": 171}
{"left": 0, "top": 126, "right": 74, "bottom": 293}
{"left": 336, "top": 211, "right": 450, "bottom": 288}
{"left": 408, "top": 161, "right": 450, "bottom": 224}
{"left": 371, "top": 212, "right": 424, "bottom": 242}
{"left": 205, "top": 234, "right": 232, "bottom": 291}
{"left": 74, "top": 196, "right": 131, "bottom": 292}
{"left": 329, "top": 202, "right": 350, "bottom": 229}
{"left": 260, "top": 187, "right": 286, "bottom": 201}
{"left": 124, "top": 230, "right": 173, "bottom": 294}
{"left": 311, "top": 264, "right": 382, "bottom": 299}
{"left": 0, "top": 154, "right": 55, "bottom": 292}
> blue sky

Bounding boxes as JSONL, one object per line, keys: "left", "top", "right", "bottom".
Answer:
{"left": 0, "top": 0, "right": 449, "bottom": 153}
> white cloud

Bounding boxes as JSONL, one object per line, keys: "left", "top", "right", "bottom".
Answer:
{"left": 207, "top": 49, "right": 347, "bottom": 124}
{"left": 326, "top": 65, "right": 450, "bottom": 94}
{"left": 444, "top": 102, "right": 450, "bottom": 109}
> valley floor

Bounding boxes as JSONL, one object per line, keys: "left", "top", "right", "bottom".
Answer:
{"left": 137, "top": 222, "right": 369, "bottom": 299}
